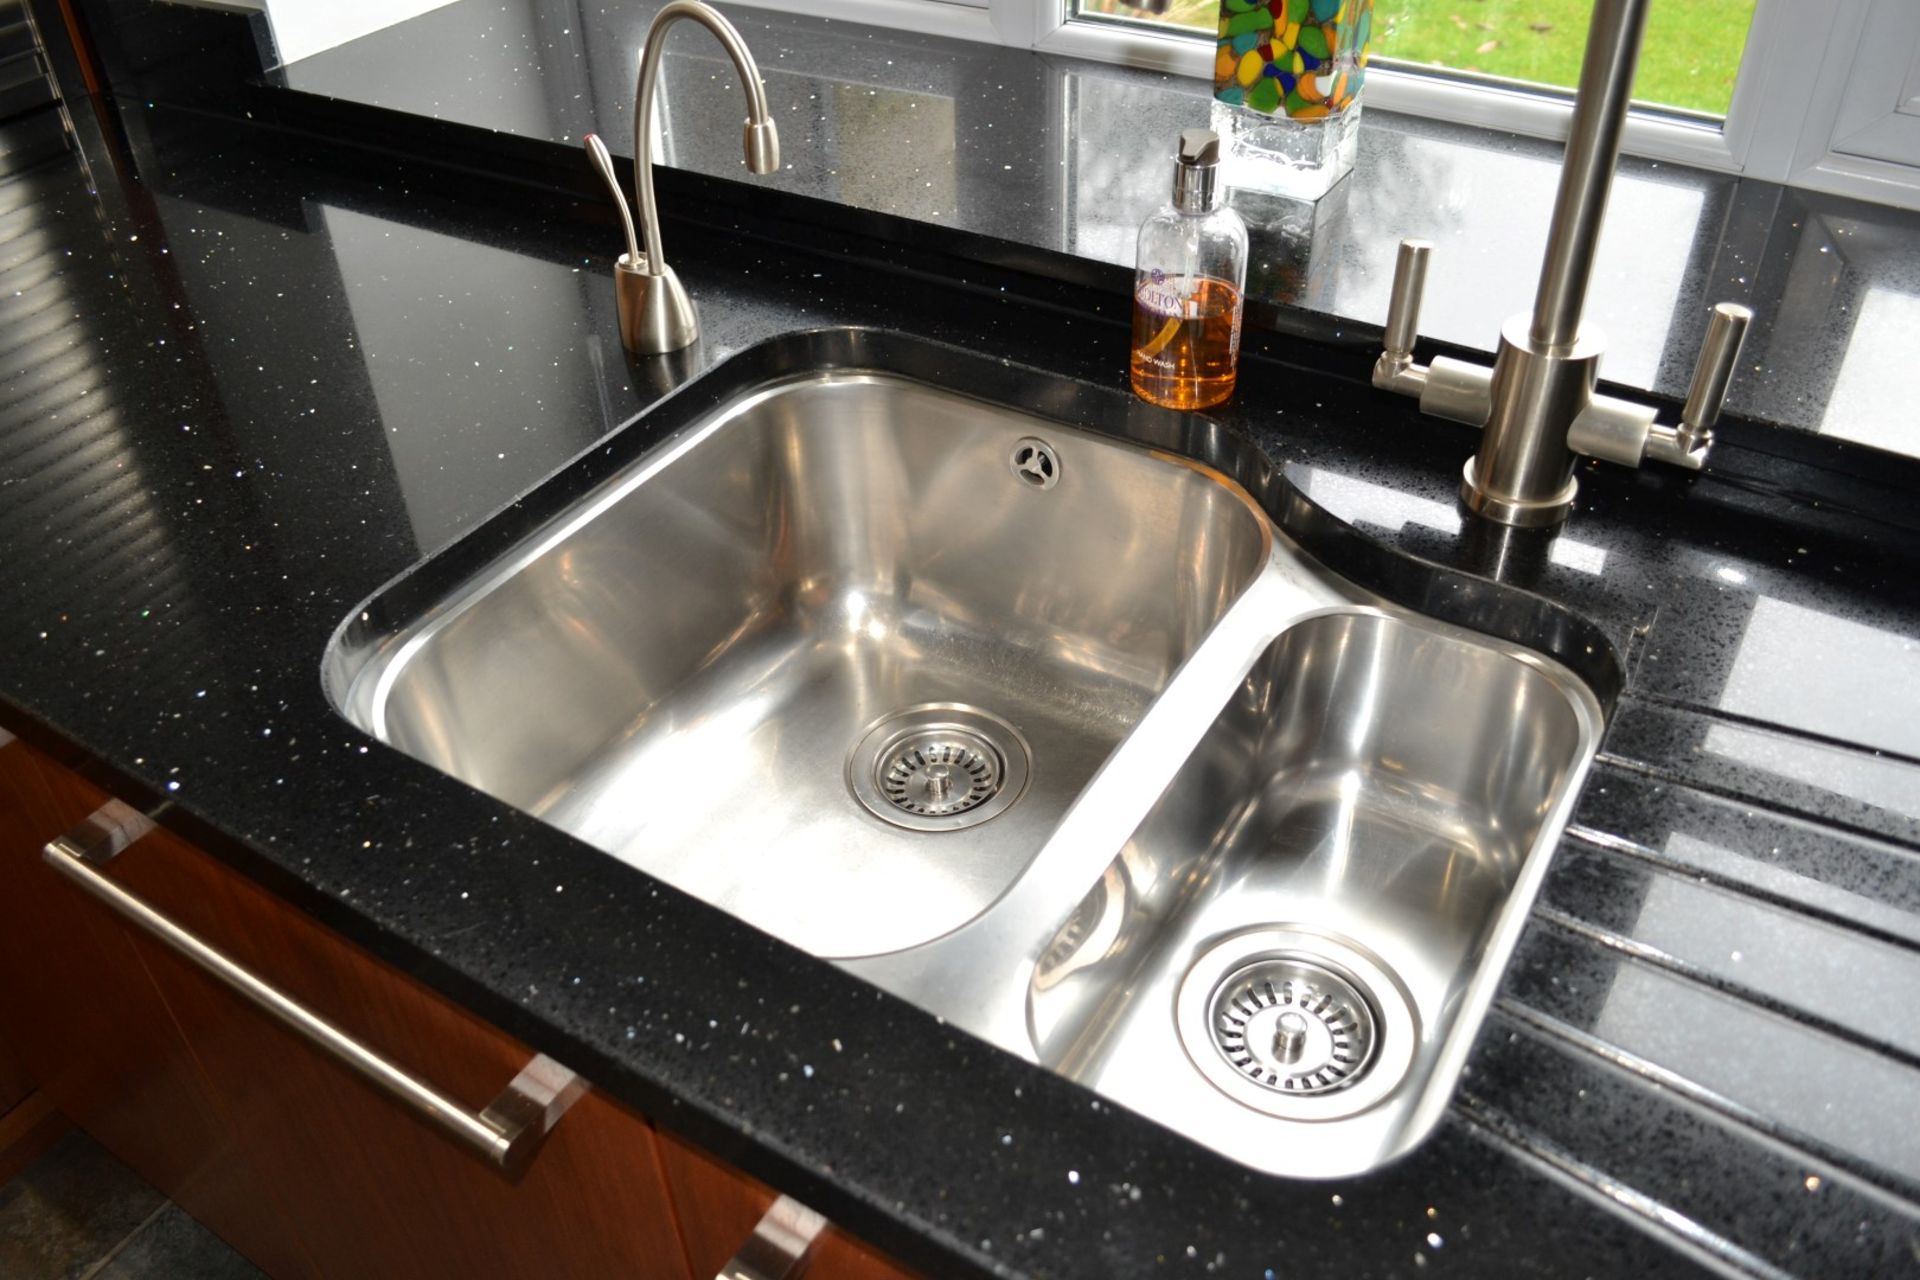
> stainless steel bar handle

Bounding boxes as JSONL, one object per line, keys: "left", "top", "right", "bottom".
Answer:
{"left": 44, "top": 805, "right": 584, "bottom": 1179}
{"left": 1679, "top": 301, "right": 1754, "bottom": 446}
{"left": 1382, "top": 238, "right": 1431, "bottom": 360}
{"left": 716, "top": 1195, "right": 827, "bottom": 1280}
{"left": 1373, "top": 238, "right": 1437, "bottom": 399}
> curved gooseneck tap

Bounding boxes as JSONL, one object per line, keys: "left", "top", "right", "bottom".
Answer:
{"left": 634, "top": 0, "right": 778, "bottom": 278}
{"left": 587, "top": 0, "right": 780, "bottom": 355}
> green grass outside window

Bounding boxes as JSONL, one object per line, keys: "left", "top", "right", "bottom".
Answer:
{"left": 1078, "top": 0, "right": 1757, "bottom": 117}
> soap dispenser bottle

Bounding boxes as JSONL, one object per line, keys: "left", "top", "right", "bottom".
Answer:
{"left": 1130, "top": 129, "right": 1248, "bottom": 411}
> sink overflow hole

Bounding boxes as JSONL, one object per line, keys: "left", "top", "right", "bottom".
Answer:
{"left": 1009, "top": 438, "right": 1059, "bottom": 490}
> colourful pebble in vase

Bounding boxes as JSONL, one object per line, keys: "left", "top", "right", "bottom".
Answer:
{"left": 1214, "top": 0, "right": 1371, "bottom": 116}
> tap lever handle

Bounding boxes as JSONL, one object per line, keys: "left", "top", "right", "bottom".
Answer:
{"left": 583, "top": 134, "right": 642, "bottom": 267}
{"left": 1679, "top": 301, "right": 1753, "bottom": 448}
{"left": 1642, "top": 301, "right": 1753, "bottom": 471}
{"left": 1383, "top": 238, "right": 1433, "bottom": 359}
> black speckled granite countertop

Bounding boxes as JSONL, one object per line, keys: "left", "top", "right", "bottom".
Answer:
{"left": 2, "top": 56, "right": 1919, "bottom": 1280}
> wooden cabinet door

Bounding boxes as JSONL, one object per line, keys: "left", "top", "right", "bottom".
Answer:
{"left": 655, "top": 1132, "right": 919, "bottom": 1280}
{"left": 0, "top": 1026, "right": 66, "bottom": 1185}
{"left": 98, "top": 816, "right": 691, "bottom": 1280}
{"left": 6, "top": 740, "right": 916, "bottom": 1280}
{"left": 0, "top": 740, "right": 315, "bottom": 1278}
{"left": 0, "top": 1032, "right": 34, "bottom": 1115}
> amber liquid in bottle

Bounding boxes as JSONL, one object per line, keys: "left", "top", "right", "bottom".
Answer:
{"left": 1129, "top": 276, "right": 1243, "bottom": 410}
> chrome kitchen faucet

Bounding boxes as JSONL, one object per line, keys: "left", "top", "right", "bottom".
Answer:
{"left": 1372, "top": 0, "right": 1752, "bottom": 528}
{"left": 584, "top": 0, "right": 780, "bottom": 355}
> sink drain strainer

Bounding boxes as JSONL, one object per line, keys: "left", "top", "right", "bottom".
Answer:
{"left": 1177, "top": 928, "right": 1417, "bottom": 1122}
{"left": 848, "top": 704, "right": 1030, "bottom": 832}
{"left": 881, "top": 731, "right": 1001, "bottom": 816}
{"left": 1207, "top": 957, "right": 1377, "bottom": 1094}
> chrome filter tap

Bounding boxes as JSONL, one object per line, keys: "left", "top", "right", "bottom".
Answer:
{"left": 584, "top": 1, "right": 780, "bottom": 355}
{"left": 1371, "top": 0, "right": 1753, "bottom": 528}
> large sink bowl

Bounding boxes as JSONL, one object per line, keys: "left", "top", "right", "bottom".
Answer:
{"left": 327, "top": 366, "right": 1271, "bottom": 957}
{"left": 326, "top": 330, "right": 1608, "bottom": 1181}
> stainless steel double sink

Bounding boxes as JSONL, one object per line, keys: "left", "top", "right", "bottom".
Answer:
{"left": 324, "top": 331, "right": 1604, "bottom": 1179}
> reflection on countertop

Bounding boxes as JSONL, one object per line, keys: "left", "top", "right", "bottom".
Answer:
{"left": 274, "top": 0, "right": 1920, "bottom": 457}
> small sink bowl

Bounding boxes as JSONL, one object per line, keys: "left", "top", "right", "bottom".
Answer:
{"left": 325, "top": 367, "right": 1271, "bottom": 957}
{"left": 1025, "top": 608, "right": 1601, "bottom": 1177}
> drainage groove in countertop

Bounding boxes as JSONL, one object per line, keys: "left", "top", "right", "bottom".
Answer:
{"left": 1469, "top": 726, "right": 1920, "bottom": 1279}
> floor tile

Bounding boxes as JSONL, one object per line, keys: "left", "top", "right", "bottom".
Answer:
{"left": 92, "top": 1205, "right": 264, "bottom": 1280}
{"left": 0, "top": 1132, "right": 164, "bottom": 1280}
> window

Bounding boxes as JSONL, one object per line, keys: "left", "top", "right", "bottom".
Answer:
{"left": 734, "top": 0, "right": 1920, "bottom": 209}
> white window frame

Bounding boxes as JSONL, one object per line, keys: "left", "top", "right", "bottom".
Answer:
{"left": 719, "top": 0, "right": 1920, "bottom": 210}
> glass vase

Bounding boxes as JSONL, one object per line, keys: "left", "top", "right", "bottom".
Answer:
{"left": 1211, "top": 0, "right": 1372, "bottom": 200}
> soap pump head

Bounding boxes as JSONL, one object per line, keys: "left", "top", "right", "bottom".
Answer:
{"left": 1172, "top": 128, "right": 1222, "bottom": 213}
